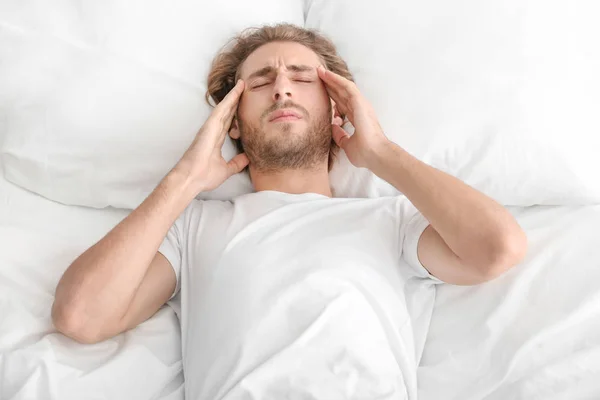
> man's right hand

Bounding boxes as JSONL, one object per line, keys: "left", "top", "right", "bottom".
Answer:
{"left": 175, "top": 79, "right": 249, "bottom": 193}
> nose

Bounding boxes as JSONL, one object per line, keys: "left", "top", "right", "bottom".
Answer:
{"left": 272, "top": 74, "right": 293, "bottom": 102}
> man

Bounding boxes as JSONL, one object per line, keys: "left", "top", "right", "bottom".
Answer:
{"left": 52, "top": 24, "right": 527, "bottom": 399}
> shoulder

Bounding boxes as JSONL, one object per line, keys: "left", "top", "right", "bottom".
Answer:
{"left": 179, "top": 198, "right": 234, "bottom": 224}
{"left": 190, "top": 197, "right": 233, "bottom": 210}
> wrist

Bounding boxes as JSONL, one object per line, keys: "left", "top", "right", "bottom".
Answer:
{"left": 364, "top": 139, "right": 399, "bottom": 171}
{"left": 366, "top": 139, "right": 426, "bottom": 197}
{"left": 173, "top": 158, "right": 208, "bottom": 188}
{"left": 164, "top": 165, "right": 206, "bottom": 200}
{"left": 135, "top": 168, "right": 200, "bottom": 225}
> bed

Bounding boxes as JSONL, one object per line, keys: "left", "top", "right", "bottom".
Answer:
{"left": 1, "top": 1, "right": 599, "bottom": 399}
{"left": 0, "top": 162, "right": 184, "bottom": 400}
{"left": 3, "top": 161, "right": 600, "bottom": 399}
{"left": 419, "top": 204, "right": 600, "bottom": 400}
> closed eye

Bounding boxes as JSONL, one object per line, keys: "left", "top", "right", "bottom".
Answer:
{"left": 294, "top": 79, "right": 313, "bottom": 83}
{"left": 252, "top": 82, "right": 270, "bottom": 89}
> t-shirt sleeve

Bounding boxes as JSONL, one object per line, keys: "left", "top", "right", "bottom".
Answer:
{"left": 158, "top": 209, "right": 187, "bottom": 300}
{"left": 398, "top": 198, "right": 444, "bottom": 284}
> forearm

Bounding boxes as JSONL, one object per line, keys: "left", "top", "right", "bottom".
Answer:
{"left": 367, "top": 141, "right": 525, "bottom": 268}
{"left": 52, "top": 168, "right": 198, "bottom": 330}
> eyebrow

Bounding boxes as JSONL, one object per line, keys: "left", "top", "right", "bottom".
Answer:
{"left": 246, "top": 64, "right": 314, "bottom": 81}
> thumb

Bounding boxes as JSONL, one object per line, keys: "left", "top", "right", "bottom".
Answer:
{"left": 332, "top": 124, "right": 350, "bottom": 149}
{"left": 226, "top": 153, "right": 250, "bottom": 177}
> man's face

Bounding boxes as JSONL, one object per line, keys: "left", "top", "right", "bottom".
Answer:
{"left": 231, "top": 41, "right": 335, "bottom": 172}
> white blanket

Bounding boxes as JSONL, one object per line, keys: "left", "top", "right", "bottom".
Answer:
{"left": 420, "top": 205, "right": 600, "bottom": 400}
{"left": 0, "top": 166, "right": 183, "bottom": 400}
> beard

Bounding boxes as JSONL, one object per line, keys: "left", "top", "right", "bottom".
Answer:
{"left": 237, "top": 101, "right": 333, "bottom": 173}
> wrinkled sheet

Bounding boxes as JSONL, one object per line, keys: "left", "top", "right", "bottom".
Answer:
{"left": 0, "top": 165, "right": 184, "bottom": 400}
{"left": 420, "top": 205, "right": 600, "bottom": 400}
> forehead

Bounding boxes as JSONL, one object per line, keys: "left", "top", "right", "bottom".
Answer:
{"left": 239, "top": 41, "right": 322, "bottom": 79}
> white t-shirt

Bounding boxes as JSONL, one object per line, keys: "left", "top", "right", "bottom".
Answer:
{"left": 158, "top": 190, "right": 442, "bottom": 400}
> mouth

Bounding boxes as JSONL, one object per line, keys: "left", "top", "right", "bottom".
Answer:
{"left": 268, "top": 109, "right": 302, "bottom": 123}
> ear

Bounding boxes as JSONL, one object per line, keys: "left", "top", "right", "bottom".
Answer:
{"left": 229, "top": 117, "right": 241, "bottom": 140}
{"left": 330, "top": 100, "right": 341, "bottom": 122}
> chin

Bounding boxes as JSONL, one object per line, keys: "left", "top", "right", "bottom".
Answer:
{"left": 268, "top": 121, "right": 306, "bottom": 135}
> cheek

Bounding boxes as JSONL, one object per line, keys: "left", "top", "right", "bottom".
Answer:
{"left": 306, "top": 86, "right": 332, "bottom": 119}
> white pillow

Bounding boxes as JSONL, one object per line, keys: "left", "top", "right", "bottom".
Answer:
{"left": 0, "top": 0, "right": 303, "bottom": 209}
{"left": 0, "top": 112, "right": 5, "bottom": 150}
{"left": 3, "top": 0, "right": 600, "bottom": 208}
{"left": 308, "top": 0, "right": 600, "bottom": 205}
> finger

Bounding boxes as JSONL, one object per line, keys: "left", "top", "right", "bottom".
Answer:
{"left": 317, "top": 67, "right": 354, "bottom": 117}
{"left": 210, "top": 119, "right": 230, "bottom": 150}
{"left": 226, "top": 152, "right": 249, "bottom": 177}
{"left": 221, "top": 80, "right": 245, "bottom": 125}
{"left": 321, "top": 84, "right": 344, "bottom": 109}
{"left": 317, "top": 66, "right": 344, "bottom": 104}
{"left": 208, "top": 80, "right": 244, "bottom": 144}
{"left": 331, "top": 124, "right": 350, "bottom": 149}
{"left": 216, "top": 125, "right": 228, "bottom": 148}
{"left": 317, "top": 66, "right": 357, "bottom": 96}
{"left": 213, "top": 79, "right": 245, "bottom": 123}
{"left": 317, "top": 65, "right": 343, "bottom": 90}
{"left": 325, "top": 86, "right": 350, "bottom": 118}
{"left": 221, "top": 79, "right": 245, "bottom": 108}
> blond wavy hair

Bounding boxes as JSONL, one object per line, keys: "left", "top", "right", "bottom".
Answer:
{"left": 205, "top": 23, "right": 354, "bottom": 171}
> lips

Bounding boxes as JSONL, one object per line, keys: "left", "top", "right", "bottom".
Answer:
{"left": 268, "top": 109, "right": 302, "bottom": 122}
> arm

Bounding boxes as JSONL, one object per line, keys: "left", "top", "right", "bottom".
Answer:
{"left": 52, "top": 171, "right": 195, "bottom": 344}
{"left": 52, "top": 80, "right": 249, "bottom": 344}
{"left": 366, "top": 142, "right": 527, "bottom": 285}
{"left": 317, "top": 66, "right": 527, "bottom": 285}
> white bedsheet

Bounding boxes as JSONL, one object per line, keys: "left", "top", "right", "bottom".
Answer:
{"left": 0, "top": 165, "right": 184, "bottom": 400}
{"left": 420, "top": 205, "right": 600, "bottom": 400}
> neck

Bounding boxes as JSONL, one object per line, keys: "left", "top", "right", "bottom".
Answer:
{"left": 249, "top": 164, "right": 332, "bottom": 197}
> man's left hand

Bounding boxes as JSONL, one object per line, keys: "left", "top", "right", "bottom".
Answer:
{"left": 317, "top": 65, "right": 389, "bottom": 168}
